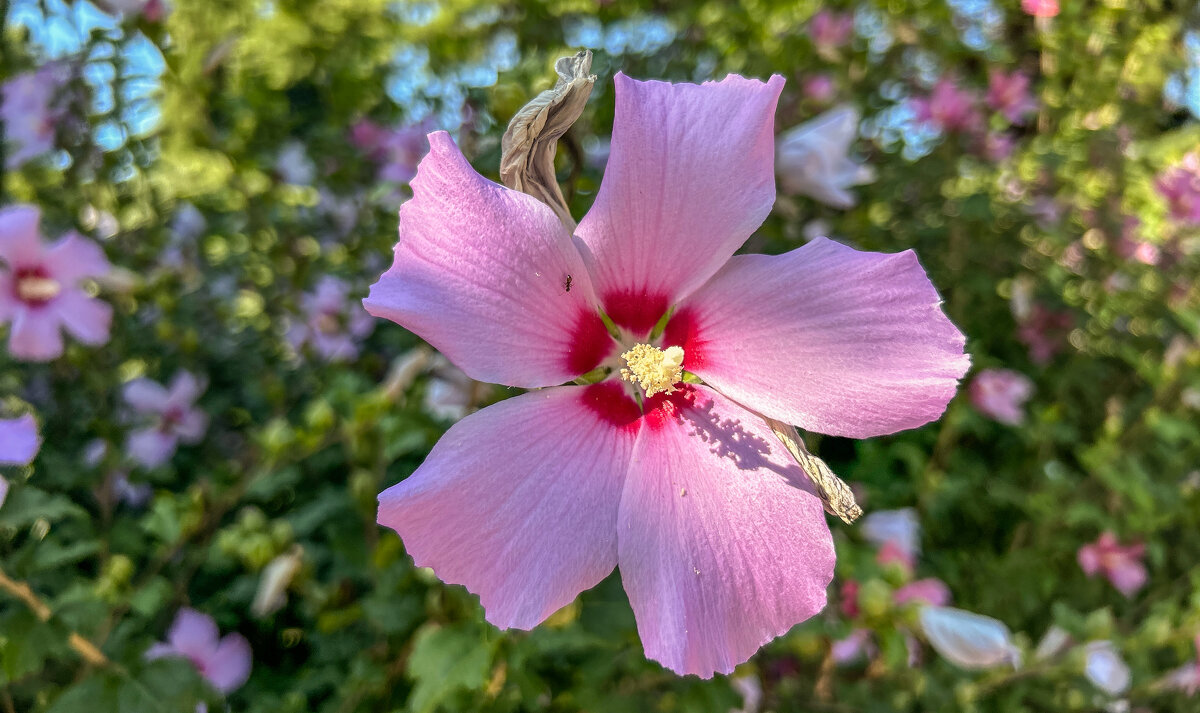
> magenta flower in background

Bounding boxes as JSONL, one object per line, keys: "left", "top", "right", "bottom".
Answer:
{"left": 776, "top": 105, "right": 876, "bottom": 209}
{"left": 912, "top": 78, "right": 982, "bottom": 134}
{"left": 100, "top": 0, "right": 168, "bottom": 20}
{"left": 969, "top": 368, "right": 1034, "bottom": 425}
{"left": 809, "top": 10, "right": 855, "bottom": 52}
{"left": 894, "top": 578, "right": 952, "bottom": 607}
{"left": 364, "top": 72, "right": 968, "bottom": 676}
{"left": 802, "top": 74, "right": 837, "bottom": 104}
{"left": 1, "top": 67, "right": 66, "bottom": 168}
{"left": 0, "top": 206, "right": 113, "bottom": 361}
{"left": 351, "top": 118, "right": 430, "bottom": 184}
{"left": 1078, "top": 531, "right": 1147, "bottom": 597}
{"left": 0, "top": 414, "right": 41, "bottom": 507}
{"left": 286, "top": 276, "right": 374, "bottom": 362}
{"left": 986, "top": 70, "right": 1037, "bottom": 124}
{"left": 1021, "top": 0, "right": 1060, "bottom": 18}
{"left": 1156, "top": 153, "right": 1200, "bottom": 226}
{"left": 1017, "top": 303, "right": 1072, "bottom": 364}
{"left": 123, "top": 371, "right": 208, "bottom": 469}
{"left": 147, "top": 608, "right": 251, "bottom": 700}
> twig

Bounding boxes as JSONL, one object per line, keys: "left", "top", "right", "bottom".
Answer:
{"left": 0, "top": 567, "right": 111, "bottom": 667}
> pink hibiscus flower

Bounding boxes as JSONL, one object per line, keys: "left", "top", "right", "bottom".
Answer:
{"left": 894, "top": 578, "right": 952, "bottom": 607}
{"left": 1021, "top": 0, "right": 1059, "bottom": 18}
{"left": 0, "top": 205, "right": 112, "bottom": 361}
{"left": 146, "top": 608, "right": 251, "bottom": 700}
{"left": 969, "top": 368, "right": 1034, "bottom": 425}
{"left": 1078, "top": 531, "right": 1147, "bottom": 598}
{"left": 351, "top": 118, "right": 430, "bottom": 185}
{"left": 123, "top": 371, "right": 208, "bottom": 469}
{"left": 986, "top": 70, "right": 1037, "bottom": 124}
{"left": 0, "top": 414, "right": 41, "bottom": 507}
{"left": 364, "top": 73, "right": 969, "bottom": 677}
{"left": 0, "top": 414, "right": 40, "bottom": 466}
{"left": 286, "top": 276, "right": 374, "bottom": 362}
{"left": 1, "top": 67, "right": 67, "bottom": 168}
{"left": 809, "top": 10, "right": 855, "bottom": 51}
{"left": 912, "top": 78, "right": 982, "bottom": 134}
{"left": 1156, "top": 154, "right": 1200, "bottom": 226}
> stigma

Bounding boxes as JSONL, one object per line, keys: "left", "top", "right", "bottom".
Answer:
{"left": 620, "top": 343, "right": 684, "bottom": 397}
{"left": 16, "top": 275, "right": 61, "bottom": 304}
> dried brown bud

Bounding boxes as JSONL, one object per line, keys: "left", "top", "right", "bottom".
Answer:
{"left": 765, "top": 417, "right": 862, "bottom": 524}
{"left": 500, "top": 50, "right": 595, "bottom": 231}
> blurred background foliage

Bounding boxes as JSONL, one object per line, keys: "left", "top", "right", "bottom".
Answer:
{"left": 2, "top": 0, "right": 1200, "bottom": 711}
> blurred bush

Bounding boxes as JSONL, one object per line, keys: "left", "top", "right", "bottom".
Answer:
{"left": 1, "top": 0, "right": 1198, "bottom": 711}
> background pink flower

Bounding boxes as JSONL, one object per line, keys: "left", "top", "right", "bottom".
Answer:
{"left": 287, "top": 276, "right": 374, "bottom": 362}
{"left": 912, "top": 78, "right": 982, "bottom": 134}
{"left": 0, "top": 206, "right": 112, "bottom": 361}
{"left": 1021, "top": 0, "right": 1060, "bottom": 18}
{"left": 895, "top": 578, "right": 952, "bottom": 607}
{"left": 351, "top": 118, "right": 431, "bottom": 184}
{"left": 364, "top": 73, "right": 967, "bottom": 677}
{"left": 146, "top": 608, "right": 251, "bottom": 697}
{"left": 969, "top": 368, "right": 1034, "bottom": 425}
{"left": 809, "top": 10, "right": 855, "bottom": 51}
{"left": 0, "top": 414, "right": 40, "bottom": 508}
{"left": 0, "top": 414, "right": 40, "bottom": 466}
{"left": 1156, "top": 154, "right": 1200, "bottom": 226}
{"left": 124, "top": 371, "right": 209, "bottom": 468}
{"left": 1, "top": 67, "right": 67, "bottom": 168}
{"left": 986, "top": 70, "right": 1037, "bottom": 124}
{"left": 1078, "top": 531, "right": 1147, "bottom": 597}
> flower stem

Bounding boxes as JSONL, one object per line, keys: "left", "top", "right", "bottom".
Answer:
{"left": 0, "top": 566, "right": 111, "bottom": 668}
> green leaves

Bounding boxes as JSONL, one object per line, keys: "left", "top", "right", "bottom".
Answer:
{"left": 406, "top": 623, "right": 497, "bottom": 713}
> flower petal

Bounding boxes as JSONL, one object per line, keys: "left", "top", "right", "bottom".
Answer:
{"left": 8, "top": 307, "right": 63, "bottom": 361}
{"left": 166, "top": 371, "right": 205, "bottom": 408}
{"left": 43, "top": 232, "right": 111, "bottom": 283}
{"left": 53, "top": 290, "right": 112, "bottom": 346}
{"left": 0, "top": 205, "right": 45, "bottom": 267}
{"left": 0, "top": 414, "right": 40, "bottom": 466}
{"left": 167, "top": 608, "right": 220, "bottom": 661}
{"left": 204, "top": 633, "right": 252, "bottom": 693}
{"left": 919, "top": 606, "right": 1018, "bottom": 670}
{"left": 378, "top": 382, "right": 640, "bottom": 629}
{"left": 124, "top": 378, "right": 170, "bottom": 413}
{"left": 364, "top": 131, "right": 613, "bottom": 387}
{"left": 617, "top": 385, "right": 834, "bottom": 677}
{"left": 574, "top": 73, "right": 784, "bottom": 335}
{"left": 127, "top": 428, "right": 178, "bottom": 469}
{"left": 664, "top": 237, "right": 969, "bottom": 438}
{"left": 173, "top": 409, "right": 208, "bottom": 443}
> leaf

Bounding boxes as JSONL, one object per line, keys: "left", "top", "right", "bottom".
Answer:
{"left": 0, "top": 487, "right": 85, "bottom": 529}
{"left": 0, "top": 610, "right": 65, "bottom": 684}
{"left": 406, "top": 622, "right": 496, "bottom": 713}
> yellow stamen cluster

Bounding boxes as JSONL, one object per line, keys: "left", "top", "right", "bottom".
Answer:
{"left": 620, "top": 344, "right": 684, "bottom": 397}
{"left": 16, "top": 276, "right": 61, "bottom": 303}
